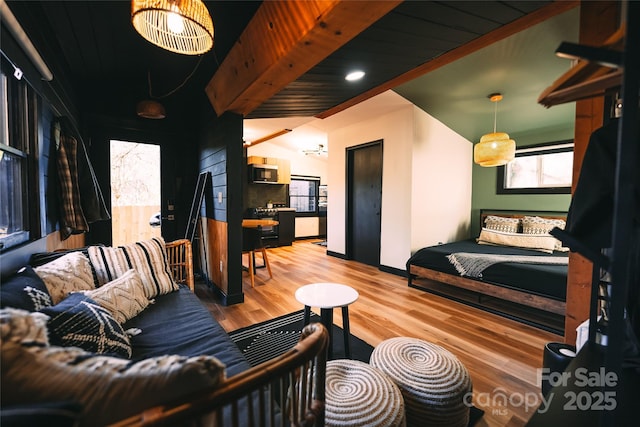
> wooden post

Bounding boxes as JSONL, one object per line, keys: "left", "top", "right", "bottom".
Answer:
{"left": 564, "top": 1, "right": 620, "bottom": 344}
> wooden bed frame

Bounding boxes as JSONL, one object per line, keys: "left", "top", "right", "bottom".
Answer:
{"left": 408, "top": 210, "right": 568, "bottom": 325}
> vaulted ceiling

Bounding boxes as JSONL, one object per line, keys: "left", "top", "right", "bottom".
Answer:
{"left": 3, "top": 0, "right": 579, "bottom": 141}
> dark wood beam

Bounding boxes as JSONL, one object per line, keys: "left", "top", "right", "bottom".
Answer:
{"left": 316, "top": 0, "right": 580, "bottom": 119}
{"left": 205, "top": 0, "right": 402, "bottom": 117}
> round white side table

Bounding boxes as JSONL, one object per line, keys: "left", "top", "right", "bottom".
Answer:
{"left": 295, "top": 282, "right": 359, "bottom": 358}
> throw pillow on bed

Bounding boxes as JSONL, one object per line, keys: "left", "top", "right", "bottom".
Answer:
{"left": 80, "top": 269, "right": 150, "bottom": 324}
{"left": 1, "top": 266, "right": 53, "bottom": 311}
{"left": 477, "top": 228, "right": 557, "bottom": 253}
{"left": 522, "top": 216, "right": 569, "bottom": 251}
{"left": 484, "top": 215, "right": 520, "bottom": 233}
{"left": 1, "top": 308, "right": 226, "bottom": 427}
{"left": 34, "top": 252, "right": 95, "bottom": 305}
{"left": 87, "top": 237, "right": 178, "bottom": 298}
{"left": 40, "top": 293, "right": 132, "bottom": 358}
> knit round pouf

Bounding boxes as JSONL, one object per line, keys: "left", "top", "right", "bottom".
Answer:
{"left": 370, "top": 338, "right": 472, "bottom": 427}
{"left": 325, "top": 359, "right": 406, "bottom": 427}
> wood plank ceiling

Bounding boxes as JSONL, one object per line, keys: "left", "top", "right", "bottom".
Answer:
{"left": 4, "top": 0, "right": 575, "bottom": 123}
{"left": 220, "top": 0, "right": 573, "bottom": 120}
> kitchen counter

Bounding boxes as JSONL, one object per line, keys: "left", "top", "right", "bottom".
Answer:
{"left": 242, "top": 219, "right": 279, "bottom": 228}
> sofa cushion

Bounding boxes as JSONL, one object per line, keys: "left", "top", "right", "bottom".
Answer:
{"left": 87, "top": 238, "right": 178, "bottom": 298}
{"left": 1, "top": 266, "right": 53, "bottom": 311}
{"left": 34, "top": 252, "right": 95, "bottom": 304}
{"left": 81, "top": 269, "right": 149, "bottom": 324}
{"left": 1, "top": 341, "right": 225, "bottom": 426}
{"left": 125, "top": 286, "right": 251, "bottom": 376}
{"left": 40, "top": 293, "right": 132, "bottom": 358}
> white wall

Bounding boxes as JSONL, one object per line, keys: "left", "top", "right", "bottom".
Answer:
{"left": 326, "top": 93, "right": 472, "bottom": 271}
{"left": 410, "top": 106, "right": 473, "bottom": 252}
{"left": 326, "top": 104, "right": 414, "bottom": 270}
{"left": 247, "top": 91, "right": 473, "bottom": 263}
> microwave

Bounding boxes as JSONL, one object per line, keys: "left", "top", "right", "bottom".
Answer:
{"left": 249, "top": 163, "right": 279, "bottom": 183}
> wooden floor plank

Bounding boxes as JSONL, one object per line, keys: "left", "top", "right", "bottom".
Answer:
{"left": 195, "top": 239, "right": 563, "bottom": 427}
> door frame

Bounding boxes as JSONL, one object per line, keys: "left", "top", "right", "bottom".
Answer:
{"left": 345, "top": 139, "right": 383, "bottom": 262}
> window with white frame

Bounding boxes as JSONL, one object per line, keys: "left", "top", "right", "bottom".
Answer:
{"left": 0, "top": 57, "right": 39, "bottom": 251}
{"left": 497, "top": 141, "right": 573, "bottom": 194}
{"left": 289, "top": 176, "right": 320, "bottom": 216}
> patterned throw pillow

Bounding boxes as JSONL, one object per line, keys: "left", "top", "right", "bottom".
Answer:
{"left": 34, "top": 252, "right": 95, "bottom": 305}
{"left": 40, "top": 293, "right": 132, "bottom": 358}
{"left": 2, "top": 340, "right": 225, "bottom": 426}
{"left": 81, "top": 269, "right": 150, "bottom": 324}
{"left": 88, "top": 237, "right": 178, "bottom": 299}
{"left": 484, "top": 215, "right": 520, "bottom": 233}
{"left": 1, "top": 266, "right": 53, "bottom": 311}
{"left": 522, "top": 216, "right": 568, "bottom": 251}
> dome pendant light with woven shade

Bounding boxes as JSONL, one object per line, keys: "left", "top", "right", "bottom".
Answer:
{"left": 474, "top": 93, "right": 516, "bottom": 167}
{"left": 131, "top": 0, "right": 214, "bottom": 55}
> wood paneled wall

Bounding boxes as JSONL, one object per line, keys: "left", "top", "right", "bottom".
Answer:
{"left": 198, "top": 218, "right": 228, "bottom": 294}
{"left": 197, "top": 111, "right": 245, "bottom": 305}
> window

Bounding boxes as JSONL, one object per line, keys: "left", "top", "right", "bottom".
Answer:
{"left": 497, "top": 141, "right": 573, "bottom": 194}
{"left": 0, "top": 58, "right": 39, "bottom": 251}
{"left": 289, "top": 176, "right": 320, "bottom": 216}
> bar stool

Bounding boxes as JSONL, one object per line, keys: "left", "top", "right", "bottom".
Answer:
{"left": 242, "top": 226, "right": 272, "bottom": 288}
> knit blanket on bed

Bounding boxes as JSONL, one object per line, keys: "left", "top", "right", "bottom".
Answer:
{"left": 446, "top": 252, "right": 569, "bottom": 278}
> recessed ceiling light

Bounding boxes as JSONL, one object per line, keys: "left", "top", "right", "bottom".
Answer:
{"left": 345, "top": 70, "right": 365, "bottom": 81}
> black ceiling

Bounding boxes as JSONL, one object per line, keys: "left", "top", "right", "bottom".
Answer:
{"left": 5, "top": 0, "right": 555, "bottom": 124}
{"left": 248, "top": 0, "right": 554, "bottom": 119}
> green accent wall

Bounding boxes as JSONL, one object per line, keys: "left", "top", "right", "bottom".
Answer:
{"left": 470, "top": 124, "right": 574, "bottom": 237}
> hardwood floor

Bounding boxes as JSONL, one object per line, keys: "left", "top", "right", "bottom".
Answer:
{"left": 195, "top": 239, "right": 563, "bottom": 427}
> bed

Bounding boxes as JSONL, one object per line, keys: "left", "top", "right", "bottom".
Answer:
{"left": 407, "top": 210, "right": 569, "bottom": 333}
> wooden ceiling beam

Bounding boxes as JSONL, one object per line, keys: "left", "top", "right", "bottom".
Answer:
{"left": 205, "top": 0, "right": 402, "bottom": 117}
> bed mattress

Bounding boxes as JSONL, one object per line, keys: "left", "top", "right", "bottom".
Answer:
{"left": 407, "top": 239, "right": 568, "bottom": 301}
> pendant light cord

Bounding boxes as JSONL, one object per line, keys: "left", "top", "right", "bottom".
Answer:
{"left": 147, "top": 54, "right": 205, "bottom": 99}
{"left": 493, "top": 99, "right": 498, "bottom": 133}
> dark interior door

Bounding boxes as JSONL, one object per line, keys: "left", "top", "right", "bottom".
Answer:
{"left": 347, "top": 140, "right": 383, "bottom": 266}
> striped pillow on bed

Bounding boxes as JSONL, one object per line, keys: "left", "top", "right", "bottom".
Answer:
{"left": 87, "top": 237, "right": 178, "bottom": 298}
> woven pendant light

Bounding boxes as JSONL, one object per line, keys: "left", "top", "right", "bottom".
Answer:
{"left": 136, "top": 100, "right": 166, "bottom": 119}
{"left": 474, "top": 93, "right": 515, "bottom": 167}
{"left": 131, "top": 0, "right": 214, "bottom": 55}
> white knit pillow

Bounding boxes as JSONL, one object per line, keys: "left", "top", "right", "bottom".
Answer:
{"left": 34, "top": 252, "right": 95, "bottom": 304}
{"left": 81, "top": 269, "right": 149, "bottom": 324}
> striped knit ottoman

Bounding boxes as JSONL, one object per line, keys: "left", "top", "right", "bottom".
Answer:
{"left": 370, "top": 338, "right": 472, "bottom": 427}
{"left": 325, "top": 359, "right": 406, "bottom": 427}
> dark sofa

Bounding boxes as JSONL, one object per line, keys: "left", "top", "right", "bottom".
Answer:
{"left": 1, "top": 239, "right": 328, "bottom": 426}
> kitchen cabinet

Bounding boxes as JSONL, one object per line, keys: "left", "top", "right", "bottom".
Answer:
{"left": 247, "top": 156, "right": 291, "bottom": 184}
{"left": 276, "top": 209, "right": 296, "bottom": 246}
